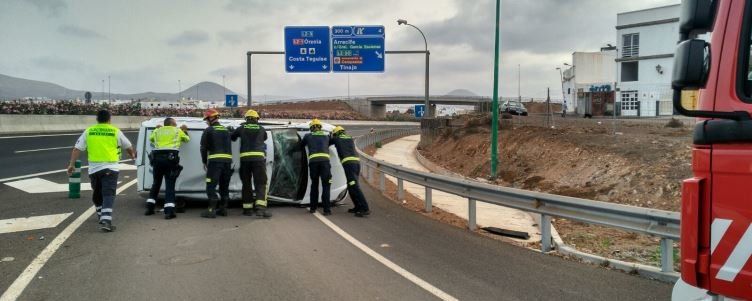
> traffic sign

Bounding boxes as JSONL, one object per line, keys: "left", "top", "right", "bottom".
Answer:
{"left": 284, "top": 26, "right": 331, "bottom": 73}
{"left": 331, "top": 25, "right": 385, "bottom": 73}
{"left": 225, "top": 94, "right": 238, "bottom": 107}
{"left": 414, "top": 104, "right": 425, "bottom": 118}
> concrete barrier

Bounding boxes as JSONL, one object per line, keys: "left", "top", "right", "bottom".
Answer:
{"left": 0, "top": 115, "right": 150, "bottom": 134}
{"left": 0, "top": 115, "right": 419, "bottom": 135}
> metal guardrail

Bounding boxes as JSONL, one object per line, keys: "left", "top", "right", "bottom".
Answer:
{"left": 355, "top": 128, "right": 681, "bottom": 273}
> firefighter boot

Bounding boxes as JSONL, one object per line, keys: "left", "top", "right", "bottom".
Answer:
{"left": 201, "top": 199, "right": 218, "bottom": 218}
{"left": 215, "top": 199, "right": 228, "bottom": 217}
{"left": 255, "top": 206, "right": 272, "bottom": 218}
{"left": 145, "top": 199, "right": 156, "bottom": 216}
{"left": 242, "top": 203, "right": 255, "bottom": 216}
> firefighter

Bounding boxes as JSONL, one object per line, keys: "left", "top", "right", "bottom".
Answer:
{"left": 231, "top": 109, "right": 271, "bottom": 218}
{"left": 199, "top": 108, "right": 233, "bottom": 218}
{"left": 67, "top": 110, "right": 136, "bottom": 232}
{"left": 330, "top": 126, "right": 370, "bottom": 217}
{"left": 144, "top": 117, "right": 190, "bottom": 219}
{"left": 300, "top": 119, "right": 333, "bottom": 215}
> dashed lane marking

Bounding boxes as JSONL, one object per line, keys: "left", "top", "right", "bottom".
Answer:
{"left": 14, "top": 146, "right": 71, "bottom": 154}
{"left": 314, "top": 212, "right": 459, "bottom": 301}
{"left": 0, "top": 179, "right": 137, "bottom": 301}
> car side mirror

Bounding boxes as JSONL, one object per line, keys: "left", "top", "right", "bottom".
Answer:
{"left": 672, "top": 39, "right": 710, "bottom": 89}
{"left": 679, "top": 0, "right": 717, "bottom": 36}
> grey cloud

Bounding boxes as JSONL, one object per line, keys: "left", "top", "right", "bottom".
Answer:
{"left": 32, "top": 56, "right": 86, "bottom": 71}
{"left": 167, "top": 30, "right": 210, "bottom": 46}
{"left": 58, "top": 25, "right": 105, "bottom": 39}
{"left": 26, "top": 0, "right": 67, "bottom": 17}
{"left": 209, "top": 66, "right": 244, "bottom": 78}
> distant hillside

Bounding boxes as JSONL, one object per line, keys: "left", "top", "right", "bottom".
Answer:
{"left": 445, "top": 89, "right": 479, "bottom": 97}
{"left": 0, "top": 74, "right": 246, "bottom": 102}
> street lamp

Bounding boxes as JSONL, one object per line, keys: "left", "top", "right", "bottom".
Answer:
{"left": 178, "top": 80, "right": 182, "bottom": 101}
{"left": 556, "top": 67, "right": 566, "bottom": 116}
{"left": 397, "top": 18, "right": 431, "bottom": 117}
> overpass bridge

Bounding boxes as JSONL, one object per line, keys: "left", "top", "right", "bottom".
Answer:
{"left": 343, "top": 95, "right": 492, "bottom": 118}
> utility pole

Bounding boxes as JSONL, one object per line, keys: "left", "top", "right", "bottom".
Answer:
{"left": 490, "top": 0, "right": 501, "bottom": 179}
{"left": 517, "top": 64, "right": 521, "bottom": 103}
{"left": 222, "top": 75, "right": 227, "bottom": 97}
{"left": 101, "top": 79, "right": 104, "bottom": 102}
{"left": 178, "top": 80, "right": 182, "bottom": 101}
{"left": 108, "top": 75, "right": 111, "bottom": 102}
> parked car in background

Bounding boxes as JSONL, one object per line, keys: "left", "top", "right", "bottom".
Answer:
{"left": 500, "top": 101, "right": 528, "bottom": 116}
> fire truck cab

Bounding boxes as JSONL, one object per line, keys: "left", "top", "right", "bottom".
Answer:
{"left": 672, "top": 0, "right": 752, "bottom": 299}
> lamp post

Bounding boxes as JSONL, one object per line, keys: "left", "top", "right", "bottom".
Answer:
{"left": 178, "top": 80, "right": 182, "bottom": 101}
{"left": 490, "top": 0, "right": 501, "bottom": 179}
{"left": 397, "top": 19, "right": 431, "bottom": 117}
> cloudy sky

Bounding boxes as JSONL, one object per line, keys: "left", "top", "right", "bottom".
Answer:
{"left": 0, "top": 0, "right": 678, "bottom": 99}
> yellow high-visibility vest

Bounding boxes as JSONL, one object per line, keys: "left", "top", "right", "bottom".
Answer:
{"left": 150, "top": 126, "right": 189, "bottom": 150}
{"left": 86, "top": 123, "right": 120, "bottom": 163}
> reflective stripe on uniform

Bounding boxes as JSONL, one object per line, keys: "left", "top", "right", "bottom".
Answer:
{"left": 101, "top": 208, "right": 113, "bottom": 213}
{"left": 208, "top": 153, "right": 232, "bottom": 159}
{"left": 206, "top": 178, "right": 212, "bottom": 183}
{"left": 164, "top": 203, "right": 175, "bottom": 208}
{"left": 240, "top": 151, "right": 265, "bottom": 158}
{"left": 146, "top": 199, "right": 156, "bottom": 204}
{"left": 308, "top": 153, "right": 330, "bottom": 160}
{"left": 348, "top": 180, "right": 356, "bottom": 186}
{"left": 99, "top": 215, "right": 112, "bottom": 220}
{"left": 341, "top": 156, "right": 359, "bottom": 163}
{"left": 256, "top": 199, "right": 267, "bottom": 207}
{"left": 242, "top": 203, "right": 254, "bottom": 209}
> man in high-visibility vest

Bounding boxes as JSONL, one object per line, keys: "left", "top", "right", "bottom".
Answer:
{"left": 200, "top": 108, "right": 233, "bottom": 218}
{"left": 145, "top": 117, "right": 190, "bottom": 219}
{"left": 231, "top": 109, "right": 272, "bottom": 218}
{"left": 330, "top": 126, "right": 370, "bottom": 217}
{"left": 67, "top": 110, "right": 136, "bottom": 232}
{"left": 300, "top": 118, "right": 333, "bottom": 215}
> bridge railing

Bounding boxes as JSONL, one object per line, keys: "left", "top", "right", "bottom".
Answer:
{"left": 355, "top": 128, "right": 681, "bottom": 278}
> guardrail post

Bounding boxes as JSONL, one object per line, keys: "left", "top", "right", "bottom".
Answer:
{"left": 397, "top": 178, "right": 404, "bottom": 201}
{"left": 660, "top": 238, "right": 674, "bottom": 273}
{"left": 468, "top": 198, "right": 477, "bottom": 231}
{"left": 425, "top": 187, "right": 432, "bottom": 213}
{"left": 379, "top": 171, "right": 385, "bottom": 192}
{"left": 541, "top": 214, "right": 552, "bottom": 252}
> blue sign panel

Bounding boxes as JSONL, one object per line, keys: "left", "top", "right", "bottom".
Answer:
{"left": 414, "top": 104, "right": 425, "bottom": 118}
{"left": 331, "top": 25, "right": 385, "bottom": 73}
{"left": 284, "top": 26, "right": 331, "bottom": 73}
{"left": 225, "top": 94, "right": 238, "bottom": 107}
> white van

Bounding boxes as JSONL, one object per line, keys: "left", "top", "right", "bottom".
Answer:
{"left": 136, "top": 117, "right": 348, "bottom": 204}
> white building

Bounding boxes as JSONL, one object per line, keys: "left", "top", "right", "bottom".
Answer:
{"left": 615, "top": 4, "right": 680, "bottom": 117}
{"left": 562, "top": 48, "right": 617, "bottom": 116}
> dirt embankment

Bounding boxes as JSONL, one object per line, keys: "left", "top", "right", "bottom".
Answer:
{"left": 418, "top": 115, "right": 692, "bottom": 266}
{"left": 250, "top": 100, "right": 365, "bottom": 120}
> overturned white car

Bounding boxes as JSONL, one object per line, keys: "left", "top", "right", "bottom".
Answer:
{"left": 136, "top": 117, "right": 348, "bottom": 204}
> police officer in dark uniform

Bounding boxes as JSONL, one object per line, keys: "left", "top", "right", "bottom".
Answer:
{"left": 300, "top": 119, "right": 333, "bottom": 215}
{"left": 231, "top": 109, "right": 271, "bottom": 218}
{"left": 330, "top": 126, "right": 370, "bottom": 217}
{"left": 199, "top": 108, "right": 233, "bottom": 218}
{"left": 145, "top": 117, "right": 190, "bottom": 219}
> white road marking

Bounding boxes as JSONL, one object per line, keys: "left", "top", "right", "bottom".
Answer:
{"left": 0, "top": 131, "right": 138, "bottom": 140}
{"left": 0, "top": 213, "right": 73, "bottom": 234}
{"left": 14, "top": 146, "right": 71, "bottom": 154}
{"left": 0, "top": 159, "right": 134, "bottom": 183}
{"left": 313, "top": 213, "right": 458, "bottom": 301}
{"left": 716, "top": 224, "right": 752, "bottom": 282}
{"left": 711, "top": 218, "right": 733, "bottom": 254}
{"left": 5, "top": 178, "right": 93, "bottom": 193}
{"left": 0, "top": 179, "right": 137, "bottom": 301}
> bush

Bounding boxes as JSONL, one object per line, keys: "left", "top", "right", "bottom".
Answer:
{"left": 665, "top": 118, "right": 684, "bottom": 128}
{"left": 374, "top": 141, "right": 382, "bottom": 148}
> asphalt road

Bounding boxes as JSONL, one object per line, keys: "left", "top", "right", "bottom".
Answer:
{"left": 0, "top": 124, "right": 673, "bottom": 300}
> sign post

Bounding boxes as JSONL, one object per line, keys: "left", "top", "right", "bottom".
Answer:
{"left": 284, "top": 26, "right": 331, "bottom": 73}
{"left": 331, "top": 25, "right": 385, "bottom": 73}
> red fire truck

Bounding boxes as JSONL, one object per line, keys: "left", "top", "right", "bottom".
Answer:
{"left": 673, "top": 0, "right": 752, "bottom": 299}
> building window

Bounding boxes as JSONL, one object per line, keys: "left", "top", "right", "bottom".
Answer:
{"left": 621, "top": 91, "right": 639, "bottom": 110}
{"left": 621, "top": 62, "right": 639, "bottom": 82}
{"left": 622, "top": 33, "right": 639, "bottom": 58}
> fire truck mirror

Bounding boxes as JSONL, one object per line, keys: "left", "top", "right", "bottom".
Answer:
{"left": 672, "top": 39, "right": 711, "bottom": 90}
{"left": 679, "top": 0, "right": 717, "bottom": 36}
